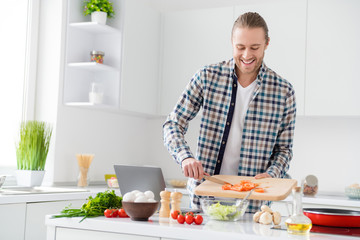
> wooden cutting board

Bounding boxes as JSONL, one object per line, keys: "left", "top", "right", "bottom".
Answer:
{"left": 194, "top": 175, "right": 297, "bottom": 201}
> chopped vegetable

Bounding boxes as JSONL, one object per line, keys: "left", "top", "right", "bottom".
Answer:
{"left": 222, "top": 180, "right": 264, "bottom": 192}
{"left": 53, "top": 190, "right": 122, "bottom": 222}
{"left": 206, "top": 202, "right": 242, "bottom": 221}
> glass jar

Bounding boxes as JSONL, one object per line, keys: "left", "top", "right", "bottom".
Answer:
{"left": 303, "top": 175, "right": 318, "bottom": 196}
{"left": 285, "top": 187, "right": 312, "bottom": 234}
{"left": 90, "top": 50, "right": 104, "bottom": 64}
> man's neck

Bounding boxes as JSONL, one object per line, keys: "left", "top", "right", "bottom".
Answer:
{"left": 236, "top": 70, "right": 258, "bottom": 88}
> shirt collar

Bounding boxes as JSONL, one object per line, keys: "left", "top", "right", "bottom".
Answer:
{"left": 230, "top": 58, "right": 268, "bottom": 84}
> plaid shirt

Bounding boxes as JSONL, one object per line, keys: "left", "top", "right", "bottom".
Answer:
{"left": 163, "top": 58, "right": 296, "bottom": 213}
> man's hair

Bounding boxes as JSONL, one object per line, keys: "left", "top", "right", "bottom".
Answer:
{"left": 232, "top": 12, "right": 269, "bottom": 44}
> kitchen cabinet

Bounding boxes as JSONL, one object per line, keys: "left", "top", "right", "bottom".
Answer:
{"left": 25, "top": 199, "right": 84, "bottom": 240}
{"left": 55, "top": 227, "right": 160, "bottom": 240}
{"left": 305, "top": 0, "right": 360, "bottom": 115}
{"left": 234, "top": 0, "right": 307, "bottom": 116}
{"left": 160, "top": 7, "right": 234, "bottom": 115}
{"left": 0, "top": 203, "right": 26, "bottom": 240}
{"left": 160, "top": 0, "right": 306, "bottom": 116}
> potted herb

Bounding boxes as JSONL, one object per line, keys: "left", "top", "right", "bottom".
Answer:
{"left": 83, "top": 0, "right": 115, "bottom": 25}
{"left": 15, "top": 121, "right": 53, "bottom": 186}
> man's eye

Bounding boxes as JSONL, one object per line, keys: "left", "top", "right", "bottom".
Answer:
{"left": 251, "top": 47, "right": 259, "bottom": 51}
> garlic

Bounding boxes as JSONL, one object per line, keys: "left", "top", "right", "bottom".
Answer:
{"left": 260, "top": 205, "right": 272, "bottom": 213}
{"left": 259, "top": 211, "right": 272, "bottom": 225}
{"left": 253, "top": 211, "right": 262, "bottom": 223}
{"left": 272, "top": 211, "right": 281, "bottom": 225}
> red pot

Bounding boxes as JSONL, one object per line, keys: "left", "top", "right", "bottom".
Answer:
{"left": 303, "top": 208, "right": 360, "bottom": 228}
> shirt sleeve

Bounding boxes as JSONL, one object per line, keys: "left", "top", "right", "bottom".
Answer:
{"left": 267, "top": 86, "right": 296, "bottom": 178}
{"left": 162, "top": 70, "right": 204, "bottom": 165}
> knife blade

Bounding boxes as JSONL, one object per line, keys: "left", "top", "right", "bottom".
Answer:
{"left": 204, "top": 175, "right": 232, "bottom": 185}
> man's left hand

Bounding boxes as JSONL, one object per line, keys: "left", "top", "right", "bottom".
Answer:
{"left": 254, "top": 173, "right": 272, "bottom": 179}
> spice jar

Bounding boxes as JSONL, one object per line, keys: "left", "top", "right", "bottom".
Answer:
{"left": 90, "top": 50, "right": 104, "bottom": 64}
{"left": 303, "top": 175, "right": 318, "bottom": 196}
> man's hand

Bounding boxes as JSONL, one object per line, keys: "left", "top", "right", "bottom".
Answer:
{"left": 181, "top": 158, "right": 207, "bottom": 180}
{"left": 254, "top": 172, "right": 272, "bottom": 179}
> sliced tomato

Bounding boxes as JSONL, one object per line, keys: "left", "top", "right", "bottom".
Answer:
{"left": 254, "top": 188, "right": 265, "bottom": 193}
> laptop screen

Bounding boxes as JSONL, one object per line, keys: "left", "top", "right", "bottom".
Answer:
{"left": 113, "top": 164, "right": 166, "bottom": 201}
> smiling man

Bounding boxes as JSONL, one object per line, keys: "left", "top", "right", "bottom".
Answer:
{"left": 163, "top": 12, "right": 296, "bottom": 212}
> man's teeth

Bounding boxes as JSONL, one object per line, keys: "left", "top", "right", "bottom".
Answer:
{"left": 242, "top": 59, "right": 254, "bottom": 64}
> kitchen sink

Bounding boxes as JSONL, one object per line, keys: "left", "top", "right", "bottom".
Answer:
{"left": 0, "top": 186, "right": 89, "bottom": 195}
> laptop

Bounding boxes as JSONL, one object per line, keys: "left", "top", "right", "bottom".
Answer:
{"left": 114, "top": 164, "right": 166, "bottom": 201}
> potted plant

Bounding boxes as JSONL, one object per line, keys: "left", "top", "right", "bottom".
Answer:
{"left": 83, "top": 0, "right": 115, "bottom": 25}
{"left": 15, "top": 121, "right": 53, "bottom": 187}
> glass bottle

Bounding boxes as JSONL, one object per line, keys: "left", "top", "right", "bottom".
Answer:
{"left": 285, "top": 186, "right": 312, "bottom": 234}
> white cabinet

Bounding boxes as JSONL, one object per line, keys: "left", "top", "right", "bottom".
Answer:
{"left": 63, "top": 0, "right": 121, "bottom": 109}
{"left": 0, "top": 203, "right": 26, "bottom": 240}
{"left": 55, "top": 227, "right": 160, "bottom": 240}
{"left": 305, "top": 0, "right": 360, "bottom": 115}
{"left": 234, "top": 0, "right": 307, "bottom": 115}
{"left": 25, "top": 200, "right": 84, "bottom": 240}
{"left": 160, "top": 7, "right": 234, "bottom": 115}
{"left": 160, "top": 1, "right": 307, "bottom": 116}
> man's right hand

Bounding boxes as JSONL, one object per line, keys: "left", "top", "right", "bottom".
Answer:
{"left": 181, "top": 158, "right": 207, "bottom": 180}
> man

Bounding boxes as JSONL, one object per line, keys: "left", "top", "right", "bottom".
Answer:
{"left": 163, "top": 12, "right": 296, "bottom": 213}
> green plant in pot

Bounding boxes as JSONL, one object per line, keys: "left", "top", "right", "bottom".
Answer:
{"left": 15, "top": 121, "right": 53, "bottom": 187}
{"left": 83, "top": 0, "right": 115, "bottom": 25}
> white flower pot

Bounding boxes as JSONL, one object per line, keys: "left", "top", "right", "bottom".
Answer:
{"left": 91, "top": 11, "right": 107, "bottom": 25}
{"left": 16, "top": 170, "right": 45, "bottom": 187}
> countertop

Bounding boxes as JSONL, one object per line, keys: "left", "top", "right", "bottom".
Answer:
{"left": 45, "top": 213, "right": 357, "bottom": 240}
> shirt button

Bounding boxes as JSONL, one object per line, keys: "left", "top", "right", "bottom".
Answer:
{"left": 222, "top": 141, "right": 225, "bottom": 144}
{"left": 227, "top": 122, "right": 230, "bottom": 125}
{"left": 231, "top": 102, "right": 234, "bottom": 106}
{"left": 217, "top": 160, "right": 220, "bottom": 163}
{"left": 234, "top": 83, "right": 237, "bottom": 87}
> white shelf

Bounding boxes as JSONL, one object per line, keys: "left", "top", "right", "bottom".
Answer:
{"left": 65, "top": 102, "right": 117, "bottom": 109}
{"left": 68, "top": 62, "right": 119, "bottom": 72}
{"left": 69, "top": 22, "right": 120, "bottom": 34}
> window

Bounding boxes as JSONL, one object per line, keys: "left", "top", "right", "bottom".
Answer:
{"left": 0, "top": 0, "right": 38, "bottom": 170}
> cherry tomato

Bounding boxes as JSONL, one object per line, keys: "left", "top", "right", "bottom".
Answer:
{"left": 186, "top": 211, "right": 194, "bottom": 216}
{"left": 104, "top": 209, "right": 113, "bottom": 218}
{"left": 185, "top": 214, "right": 194, "bottom": 224}
{"left": 171, "top": 210, "right": 180, "bottom": 220}
{"left": 111, "top": 209, "right": 118, "bottom": 217}
{"left": 194, "top": 215, "right": 203, "bottom": 225}
{"left": 177, "top": 214, "right": 185, "bottom": 224}
{"left": 118, "top": 208, "right": 129, "bottom": 218}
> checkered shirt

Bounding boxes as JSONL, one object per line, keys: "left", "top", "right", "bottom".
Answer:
{"left": 163, "top": 58, "right": 296, "bottom": 213}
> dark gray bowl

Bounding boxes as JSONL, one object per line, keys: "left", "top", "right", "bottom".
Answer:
{"left": 122, "top": 201, "right": 159, "bottom": 221}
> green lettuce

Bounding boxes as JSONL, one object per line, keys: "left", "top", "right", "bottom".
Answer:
{"left": 206, "top": 202, "right": 242, "bottom": 221}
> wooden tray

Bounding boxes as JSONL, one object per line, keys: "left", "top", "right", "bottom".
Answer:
{"left": 194, "top": 175, "right": 297, "bottom": 201}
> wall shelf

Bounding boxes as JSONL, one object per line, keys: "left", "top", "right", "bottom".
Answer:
{"left": 69, "top": 22, "right": 120, "bottom": 34}
{"left": 68, "top": 62, "right": 119, "bottom": 72}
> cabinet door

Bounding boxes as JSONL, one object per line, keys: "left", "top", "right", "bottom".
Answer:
{"left": 160, "top": 7, "right": 234, "bottom": 115}
{"left": 305, "top": 0, "right": 360, "bottom": 115}
{"left": 25, "top": 199, "right": 84, "bottom": 240}
{"left": 56, "top": 227, "right": 160, "bottom": 240}
{"left": 0, "top": 203, "right": 26, "bottom": 240}
{"left": 234, "top": 0, "right": 307, "bottom": 115}
{"left": 120, "top": 0, "right": 161, "bottom": 115}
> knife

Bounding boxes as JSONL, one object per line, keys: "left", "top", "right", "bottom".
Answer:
{"left": 204, "top": 175, "right": 232, "bottom": 185}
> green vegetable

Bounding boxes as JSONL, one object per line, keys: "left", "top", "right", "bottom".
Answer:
{"left": 53, "top": 190, "right": 122, "bottom": 222}
{"left": 206, "top": 202, "right": 242, "bottom": 221}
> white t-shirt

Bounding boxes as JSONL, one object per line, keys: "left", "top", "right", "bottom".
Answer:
{"left": 220, "top": 80, "right": 257, "bottom": 175}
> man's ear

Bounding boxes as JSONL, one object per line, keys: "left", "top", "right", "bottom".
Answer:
{"left": 265, "top": 37, "right": 270, "bottom": 50}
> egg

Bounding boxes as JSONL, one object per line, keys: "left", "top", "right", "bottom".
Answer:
{"left": 134, "top": 196, "right": 148, "bottom": 202}
{"left": 135, "top": 192, "right": 146, "bottom": 198}
{"left": 144, "top": 190, "right": 155, "bottom": 200}
{"left": 123, "top": 192, "right": 136, "bottom": 202}
{"left": 147, "top": 198, "right": 156, "bottom": 202}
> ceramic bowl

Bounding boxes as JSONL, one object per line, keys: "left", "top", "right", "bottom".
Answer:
{"left": 167, "top": 179, "right": 187, "bottom": 188}
{"left": 122, "top": 201, "right": 159, "bottom": 221}
{"left": 345, "top": 186, "right": 360, "bottom": 200}
{"left": 200, "top": 197, "right": 249, "bottom": 221}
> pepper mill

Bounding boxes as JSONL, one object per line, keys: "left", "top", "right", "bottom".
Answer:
{"left": 159, "top": 191, "right": 171, "bottom": 218}
{"left": 170, "top": 192, "right": 183, "bottom": 214}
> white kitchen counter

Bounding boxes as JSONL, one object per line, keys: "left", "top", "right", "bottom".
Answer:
{"left": 0, "top": 186, "right": 115, "bottom": 205}
{"left": 45, "top": 213, "right": 357, "bottom": 240}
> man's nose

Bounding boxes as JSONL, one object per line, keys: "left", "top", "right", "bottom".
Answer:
{"left": 242, "top": 49, "right": 250, "bottom": 59}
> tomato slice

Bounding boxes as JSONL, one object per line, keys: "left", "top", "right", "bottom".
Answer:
{"left": 254, "top": 188, "right": 265, "bottom": 193}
